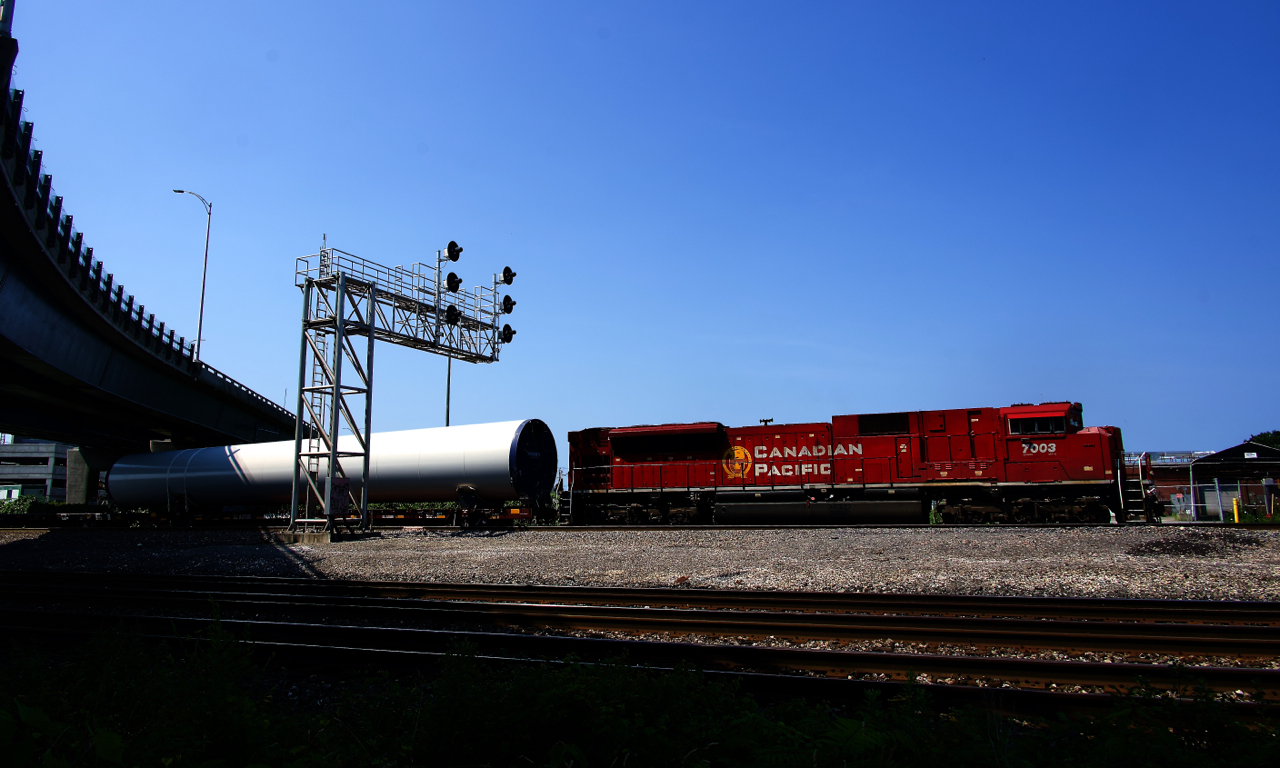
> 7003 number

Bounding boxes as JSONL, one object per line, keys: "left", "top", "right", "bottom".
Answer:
{"left": 1022, "top": 442, "right": 1057, "bottom": 455}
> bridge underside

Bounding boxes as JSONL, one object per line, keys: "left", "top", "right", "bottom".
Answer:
{"left": 0, "top": 233, "right": 293, "bottom": 453}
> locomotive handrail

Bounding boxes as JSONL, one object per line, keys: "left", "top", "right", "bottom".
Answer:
{"left": 1124, "top": 451, "right": 1212, "bottom": 466}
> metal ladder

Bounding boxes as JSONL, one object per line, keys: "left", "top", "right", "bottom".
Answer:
{"left": 1121, "top": 452, "right": 1159, "bottom": 523}
{"left": 299, "top": 332, "right": 329, "bottom": 524}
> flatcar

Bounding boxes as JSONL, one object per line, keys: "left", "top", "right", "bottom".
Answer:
{"left": 565, "top": 402, "right": 1159, "bottom": 525}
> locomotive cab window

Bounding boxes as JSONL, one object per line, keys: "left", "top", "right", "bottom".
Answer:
{"left": 1008, "top": 417, "right": 1066, "bottom": 435}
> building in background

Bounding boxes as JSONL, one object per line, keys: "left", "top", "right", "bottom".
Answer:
{"left": 0, "top": 436, "right": 71, "bottom": 501}
{"left": 1189, "top": 442, "right": 1280, "bottom": 521}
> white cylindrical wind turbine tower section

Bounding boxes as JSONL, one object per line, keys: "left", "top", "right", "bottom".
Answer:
{"left": 105, "top": 420, "right": 557, "bottom": 510}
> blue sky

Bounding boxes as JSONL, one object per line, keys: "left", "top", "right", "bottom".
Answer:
{"left": 10, "top": 1, "right": 1278, "bottom": 460}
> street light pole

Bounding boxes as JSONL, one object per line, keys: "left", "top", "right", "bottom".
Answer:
{"left": 173, "top": 189, "right": 212, "bottom": 363}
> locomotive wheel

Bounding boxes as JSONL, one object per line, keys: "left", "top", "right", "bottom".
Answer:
{"left": 1081, "top": 501, "right": 1110, "bottom": 524}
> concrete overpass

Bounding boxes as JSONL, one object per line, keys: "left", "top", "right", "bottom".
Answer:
{"left": 0, "top": 32, "right": 296, "bottom": 500}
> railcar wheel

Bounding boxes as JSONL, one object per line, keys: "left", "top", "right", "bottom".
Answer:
{"left": 1080, "top": 501, "right": 1109, "bottom": 524}
{"left": 1011, "top": 501, "right": 1036, "bottom": 524}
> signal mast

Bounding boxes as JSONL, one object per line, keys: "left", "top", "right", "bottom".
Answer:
{"left": 290, "top": 239, "right": 520, "bottom": 532}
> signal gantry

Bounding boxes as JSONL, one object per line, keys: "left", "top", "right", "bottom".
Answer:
{"left": 290, "top": 240, "right": 520, "bottom": 532}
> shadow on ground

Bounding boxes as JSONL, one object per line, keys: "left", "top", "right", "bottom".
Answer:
{"left": 0, "top": 529, "right": 324, "bottom": 578}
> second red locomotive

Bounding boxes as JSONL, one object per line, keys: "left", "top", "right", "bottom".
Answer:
{"left": 566, "top": 402, "right": 1154, "bottom": 525}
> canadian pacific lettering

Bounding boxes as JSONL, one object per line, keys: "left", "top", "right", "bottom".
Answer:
{"left": 755, "top": 463, "right": 833, "bottom": 477}
{"left": 753, "top": 443, "right": 861, "bottom": 459}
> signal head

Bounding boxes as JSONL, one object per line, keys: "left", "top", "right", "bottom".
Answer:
{"left": 446, "top": 241, "right": 463, "bottom": 262}
{"left": 445, "top": 305, "right": 461, "bottom": 325}
{"left": 500, "top": 324, "right": 516, "bottom": 343}
{"left": 501, "top": 295, "right": 516, "bottom": 314}
{"left": 446, "top": 272, "right": 462, "bottom": 293}
{"left": 501, "top": 266, "right": 516, "bottom": 285}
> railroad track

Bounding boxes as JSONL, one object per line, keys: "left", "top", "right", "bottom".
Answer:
{"left": 0, "top": 571, "right": 1277, "bottom": 708}
{"left": 3, "top": 522, "right": 1276, "bottom": 536}
{"left": 6, "top": 570, "right": 1277, "bottom": 625}
{"left": 11, "top": 522, "right": 1280, "bottom": 533}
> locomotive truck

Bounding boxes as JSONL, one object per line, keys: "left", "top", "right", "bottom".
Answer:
{"left": 565, "top": 402, "right": 1160, "bottom": 525}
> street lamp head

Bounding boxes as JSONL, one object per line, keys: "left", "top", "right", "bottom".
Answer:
{"left": 173, "top": 189, "right": 184, "bottom": 194}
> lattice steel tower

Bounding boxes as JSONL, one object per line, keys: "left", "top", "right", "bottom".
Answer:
{"left": 290, "top": 241, "right": 519, "bottom": 531}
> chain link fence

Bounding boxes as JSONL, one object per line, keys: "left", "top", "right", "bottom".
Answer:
{"left": 1154, "top": 481, "right": 1277, "bottom": 522}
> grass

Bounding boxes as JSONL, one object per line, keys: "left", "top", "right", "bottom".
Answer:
{"left": 0, "top": 625, "right": 1276, "bottom": 767}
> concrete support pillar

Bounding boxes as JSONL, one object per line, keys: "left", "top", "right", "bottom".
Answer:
{"left": 65, "top": 448, "right": 95, "bottom": 505}
{"left": 66, "top": 448, "right": 116, "bottom": 505}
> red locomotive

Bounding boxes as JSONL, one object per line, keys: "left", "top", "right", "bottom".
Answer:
{"left": 566, "top": 402, "right": 1156, "bottom": 524}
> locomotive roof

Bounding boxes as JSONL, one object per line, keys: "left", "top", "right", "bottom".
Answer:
{"left": 608, "top": 422, "right": 724, "bottom": 436}
{"left": 1001, "top": 402, "right": 1081, "bottom": 419}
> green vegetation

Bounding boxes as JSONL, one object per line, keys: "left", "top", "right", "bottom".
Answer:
{"left": 1236, "top": 508, "right": 1277, "bottom": 524}
{"left": 1248, "top": 431, "right": 1280, "bottom": 450}
{"left": 1, "top": 626, "right": 1276, "bottom": 767}
{"left": 0, "top": 494, "right": 44, "bottom": 515}
{"left": 0, "top": 497, "right": 104, "bottom": 516}
{"left": 367, "top": 502, "right": 459, "bottom": 512}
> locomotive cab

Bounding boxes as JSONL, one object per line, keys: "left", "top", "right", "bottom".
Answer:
{"left": 1001, "top": 402, "right": 1087, "bottom": 479}
{"left": 1004, "top": 402, "right": 1083, "bottom": 437}
{"left": 994, "top": 402, "right": 1120, "bottom": 523}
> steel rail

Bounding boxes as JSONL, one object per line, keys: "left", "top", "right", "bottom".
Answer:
{"left": 0, "top": 609, "right": 1185, "bottom": 718}
{"left": 4, "top": 521, "right": 1277, "bottom": 532}
{"left": 4, "top": 570, "right": 1276, "bottom": 625}
{"left": 0, "top": 608, "right": 1276, "bottom": 702}
{"left": 518, "top": 523, "right": 1148, "bottom": 530}
{"left": 2, "top": 575, "right": 1279, "bottom": 659}
{"left": 517, "top": 522, "right": 1279, "bottom": 531}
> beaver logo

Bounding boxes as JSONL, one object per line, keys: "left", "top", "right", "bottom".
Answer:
{"left": 722, "top": 446, "right": 752, "bottom": 479}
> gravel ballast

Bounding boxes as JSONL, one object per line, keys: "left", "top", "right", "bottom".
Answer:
{"left": 0, "top": 525, "right": 1276, "bottom": 601}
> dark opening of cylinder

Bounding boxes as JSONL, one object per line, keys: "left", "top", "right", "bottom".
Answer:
{"left": 510, "top": 419, "right": 558, "bottom": 499}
